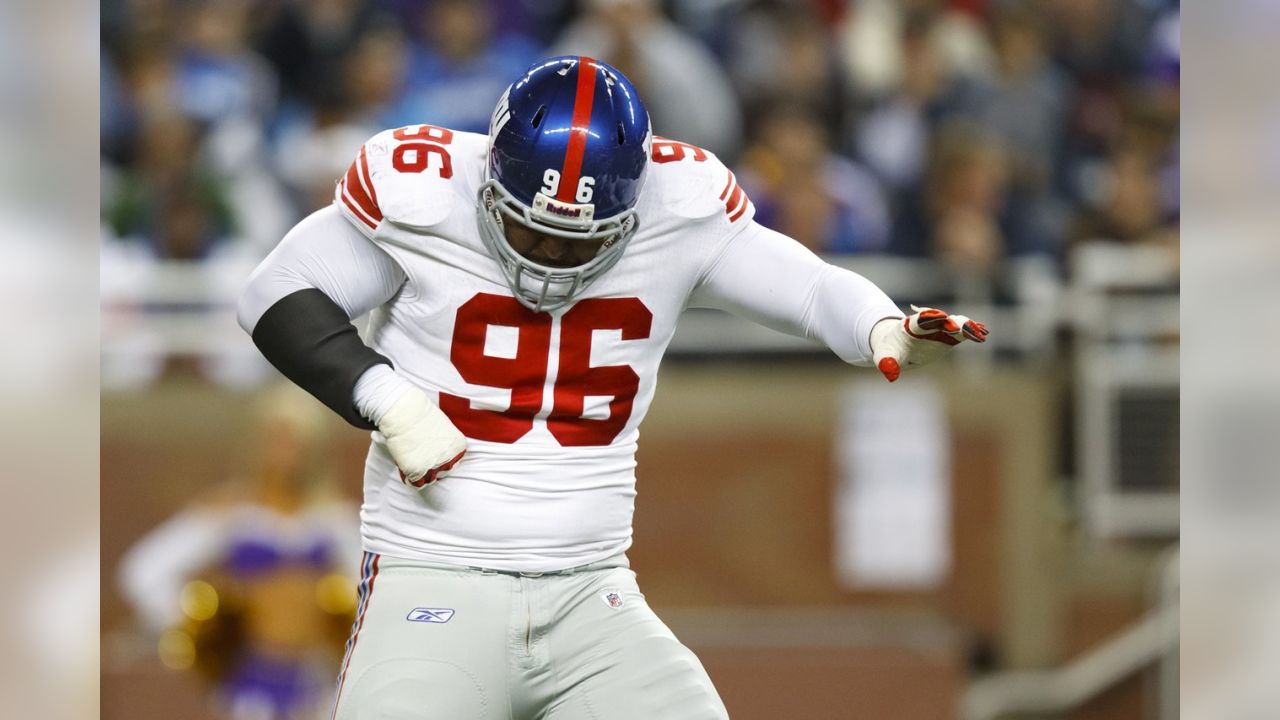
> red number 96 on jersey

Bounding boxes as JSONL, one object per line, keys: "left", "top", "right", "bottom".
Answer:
{"left": 440, "top": 293, "right": 653, "bottom": 447}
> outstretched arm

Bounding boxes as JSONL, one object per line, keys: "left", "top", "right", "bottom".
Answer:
{"left": 689, "top": 221, "right": 987, "bottom": 379}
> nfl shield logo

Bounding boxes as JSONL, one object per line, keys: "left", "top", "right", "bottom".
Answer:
{"left": 601, "top": 590, "right": 624, "bottom": 609}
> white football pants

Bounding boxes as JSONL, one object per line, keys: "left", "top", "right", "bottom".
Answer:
{"left": 329, "top": 552, "right": 728, "bottom": 719}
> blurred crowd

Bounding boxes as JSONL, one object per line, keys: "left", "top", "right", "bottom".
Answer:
{"left": 100, "top": 0, "right": 1179, "bottom": 276}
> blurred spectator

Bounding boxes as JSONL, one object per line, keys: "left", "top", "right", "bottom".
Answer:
{"left": 172, "top": 0, "right": 278, "bottom": 128}
{"left": 1065, "top": 35, "right": 1179, "bottom": 253}
{"left": 973, "top": 4, "right": 1071, "bottom": 256}
{"left": 255, "top": 0, "right": 379, "bottom": 109}
{"left": 891, "top": 122, "right": 1016, "bottom": 272}
{"left": 1047, "top": 0, "right": 1153, "bottom": 84}
{"left": 854, "top": 8, "right": 988, "bottom": 194}
{"left": 105, "top": 0, "right": 295, "bottom": 256}
{"left": 118, "top": 384, "right": 361, "bottom": 720}
{"left": 978, "top": 5, "right": 1066, "bottom": 198}
{"left": 1142, "top": 6, "right": 1179, "bottom": 225}
{"left": 383, "top": 0, "right": 541, "bottom": 134}
{"left": 737, "top": 105, "right": 890, "bottom": 254}
{"left": 177, "top": 0, "right": 295, "bottom": 254}
{"left": 1145, "top": 6, "right": 1180, "bottom": 103}
{"left": 379, "top": 0, "right": 573, "bottom": 47}
{"left": 491, "top": 0, "right": 578, "bottom": 48}
{"left": 103, "top": 113, "right": 236, "bottom": 259}
{"left": 343, "top": 24, "right": 413, "bottom": 122}
{"left": 552, "top": 0, "right": 743, "bottom": 159}
{"left": 101, "top": 50, "right": 135, "bottom": 164}
{"left": 840, "top": 0, "right": 994, "bottom": 102}
{"left": 1047, "top": 0, "right": 1162, "bottom": 204}
{"left": 723, "top": 2, "right": 853, "bottom": 147}
{"left": 1069, "top": 137, "right": 1178, "bottom": 255}
{"left": 102, "top": 0, "right": 178, "bottom": 54}
{"left": 273, "top": 24, "right": 409, "bottom": 213}
{"left": 98, "top": 0, "right": 1182, "bottom": 288}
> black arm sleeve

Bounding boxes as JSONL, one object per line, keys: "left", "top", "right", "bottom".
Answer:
{"left": 251, "top": 288, "right": 392, "bottom": 429}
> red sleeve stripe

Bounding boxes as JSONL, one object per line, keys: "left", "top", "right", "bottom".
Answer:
{"left": 720, "top": 171, "right": 736, "bottom": 201}
{"left": 555, "top": 56, "right": 599, "bottom": 203}
{"left": 358, "top": 147, "right": 379, "bottom": 207}
{"left": 339, "top": 180, "right": 379, "bottom": 230}
{"left": 724, "top": 183, "right": 746, "bottom": 219}
{"left": 344, "top": 160, "right": 383, "bottom": 223}
{"left": 721, "top": 170, "right": 750, "bottom": 220}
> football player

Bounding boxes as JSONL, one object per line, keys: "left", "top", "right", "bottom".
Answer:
{"left": 238, "top": 56, "right": 987, "bottom": 720}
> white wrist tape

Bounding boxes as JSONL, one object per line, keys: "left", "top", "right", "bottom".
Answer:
{"left": 372, "top": 380, "right": 468, "bottom": 488}
{"left": 353, "top": 364, "right": 415, "bottom": 426}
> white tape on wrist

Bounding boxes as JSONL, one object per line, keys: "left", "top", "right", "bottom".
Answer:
{"left": 377, "top": 385, "right": 468, "bottom": 488}
{"left": 353, "top": 364, "right": 415, "bottom": 426}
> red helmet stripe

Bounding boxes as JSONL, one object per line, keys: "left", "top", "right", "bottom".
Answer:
{"left": 556, "top": 57, "right": 598, "bottom": 203}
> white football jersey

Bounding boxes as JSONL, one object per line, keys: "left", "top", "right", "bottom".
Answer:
{"left": 319, "top": 124, "right": 898, "bottom": 572}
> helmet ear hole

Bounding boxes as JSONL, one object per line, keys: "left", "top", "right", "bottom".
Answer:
{"left": 616, "top": 122, "right": 626, "bottom": 145}
{"left": 532, "top": 106, "right": 548, "bottom": 128}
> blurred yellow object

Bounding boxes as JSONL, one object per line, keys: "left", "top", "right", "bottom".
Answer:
{"left": 316, "top": 572, "right": 358, "bottom": 615}
{"left": 157, "top": 629, "right": 196, "bottom": 670}
{"left": 180, "top": 579, "right": 220, "bottom": 621}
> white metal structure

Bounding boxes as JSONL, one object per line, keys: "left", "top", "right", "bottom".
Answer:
{"left": 100, "top": 252, "right": 1061, "bottom": 364}
{"left": 960, "top": 546, "right": 1179, "bottom": 720}
{"left": 1069, "top": 242, "right": 1180, "bottom": 538}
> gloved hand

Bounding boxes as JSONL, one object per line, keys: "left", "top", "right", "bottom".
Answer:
{"left": 376, "top": 385, "right": 468, "bottom": 488}
{"left": 870, "top": 304, "right": 989, "bottom": 382}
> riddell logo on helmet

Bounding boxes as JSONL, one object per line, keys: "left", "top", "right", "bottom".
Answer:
{"left": 532, "top": 194, "right": 595, "bottom": 225}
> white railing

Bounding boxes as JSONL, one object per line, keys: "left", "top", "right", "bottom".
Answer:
{"left": 101, "top": 245, "right": 1181, "bottom": 542}
{"left": 100, "top": 252, "right": 1065, "bottom": 362}
{"left": 101, "top": 250, "right": 274, "bottom": 387}
{"left": 1068, "top": 242, "right": 1180, "bottom": 538}
{"left": 960, "top": 546, "right": 1180, "bottom": 720}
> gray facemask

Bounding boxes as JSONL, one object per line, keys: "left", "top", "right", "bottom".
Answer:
{"left": 476, "top": 179, "right": 639, "bottom": 313}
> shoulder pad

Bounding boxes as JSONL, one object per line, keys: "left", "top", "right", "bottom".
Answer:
{"left": 335, "top": 125, "right": 473, "bottom": 236}
{"left": 649, "top": 138, "right": 753, "bottom": 224}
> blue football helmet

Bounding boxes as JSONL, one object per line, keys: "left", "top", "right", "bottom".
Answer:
{"left": 478, "top": 56, "right": 651, "bottom": 312}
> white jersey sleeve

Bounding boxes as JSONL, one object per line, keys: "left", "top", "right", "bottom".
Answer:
{"left": 649, "top": 139, "right": 903, "bottom": 367}
{"left": 236, "top": 204, "right": 406, "bottom": 333}
{"left": 688, "top": 219, "right": 903, "bottom": 366}
{"left": 240, "top": 126, "right": 452, "bottom": 335}
{"left": 334, "top": 125, "right": 461, "bottom": 241}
